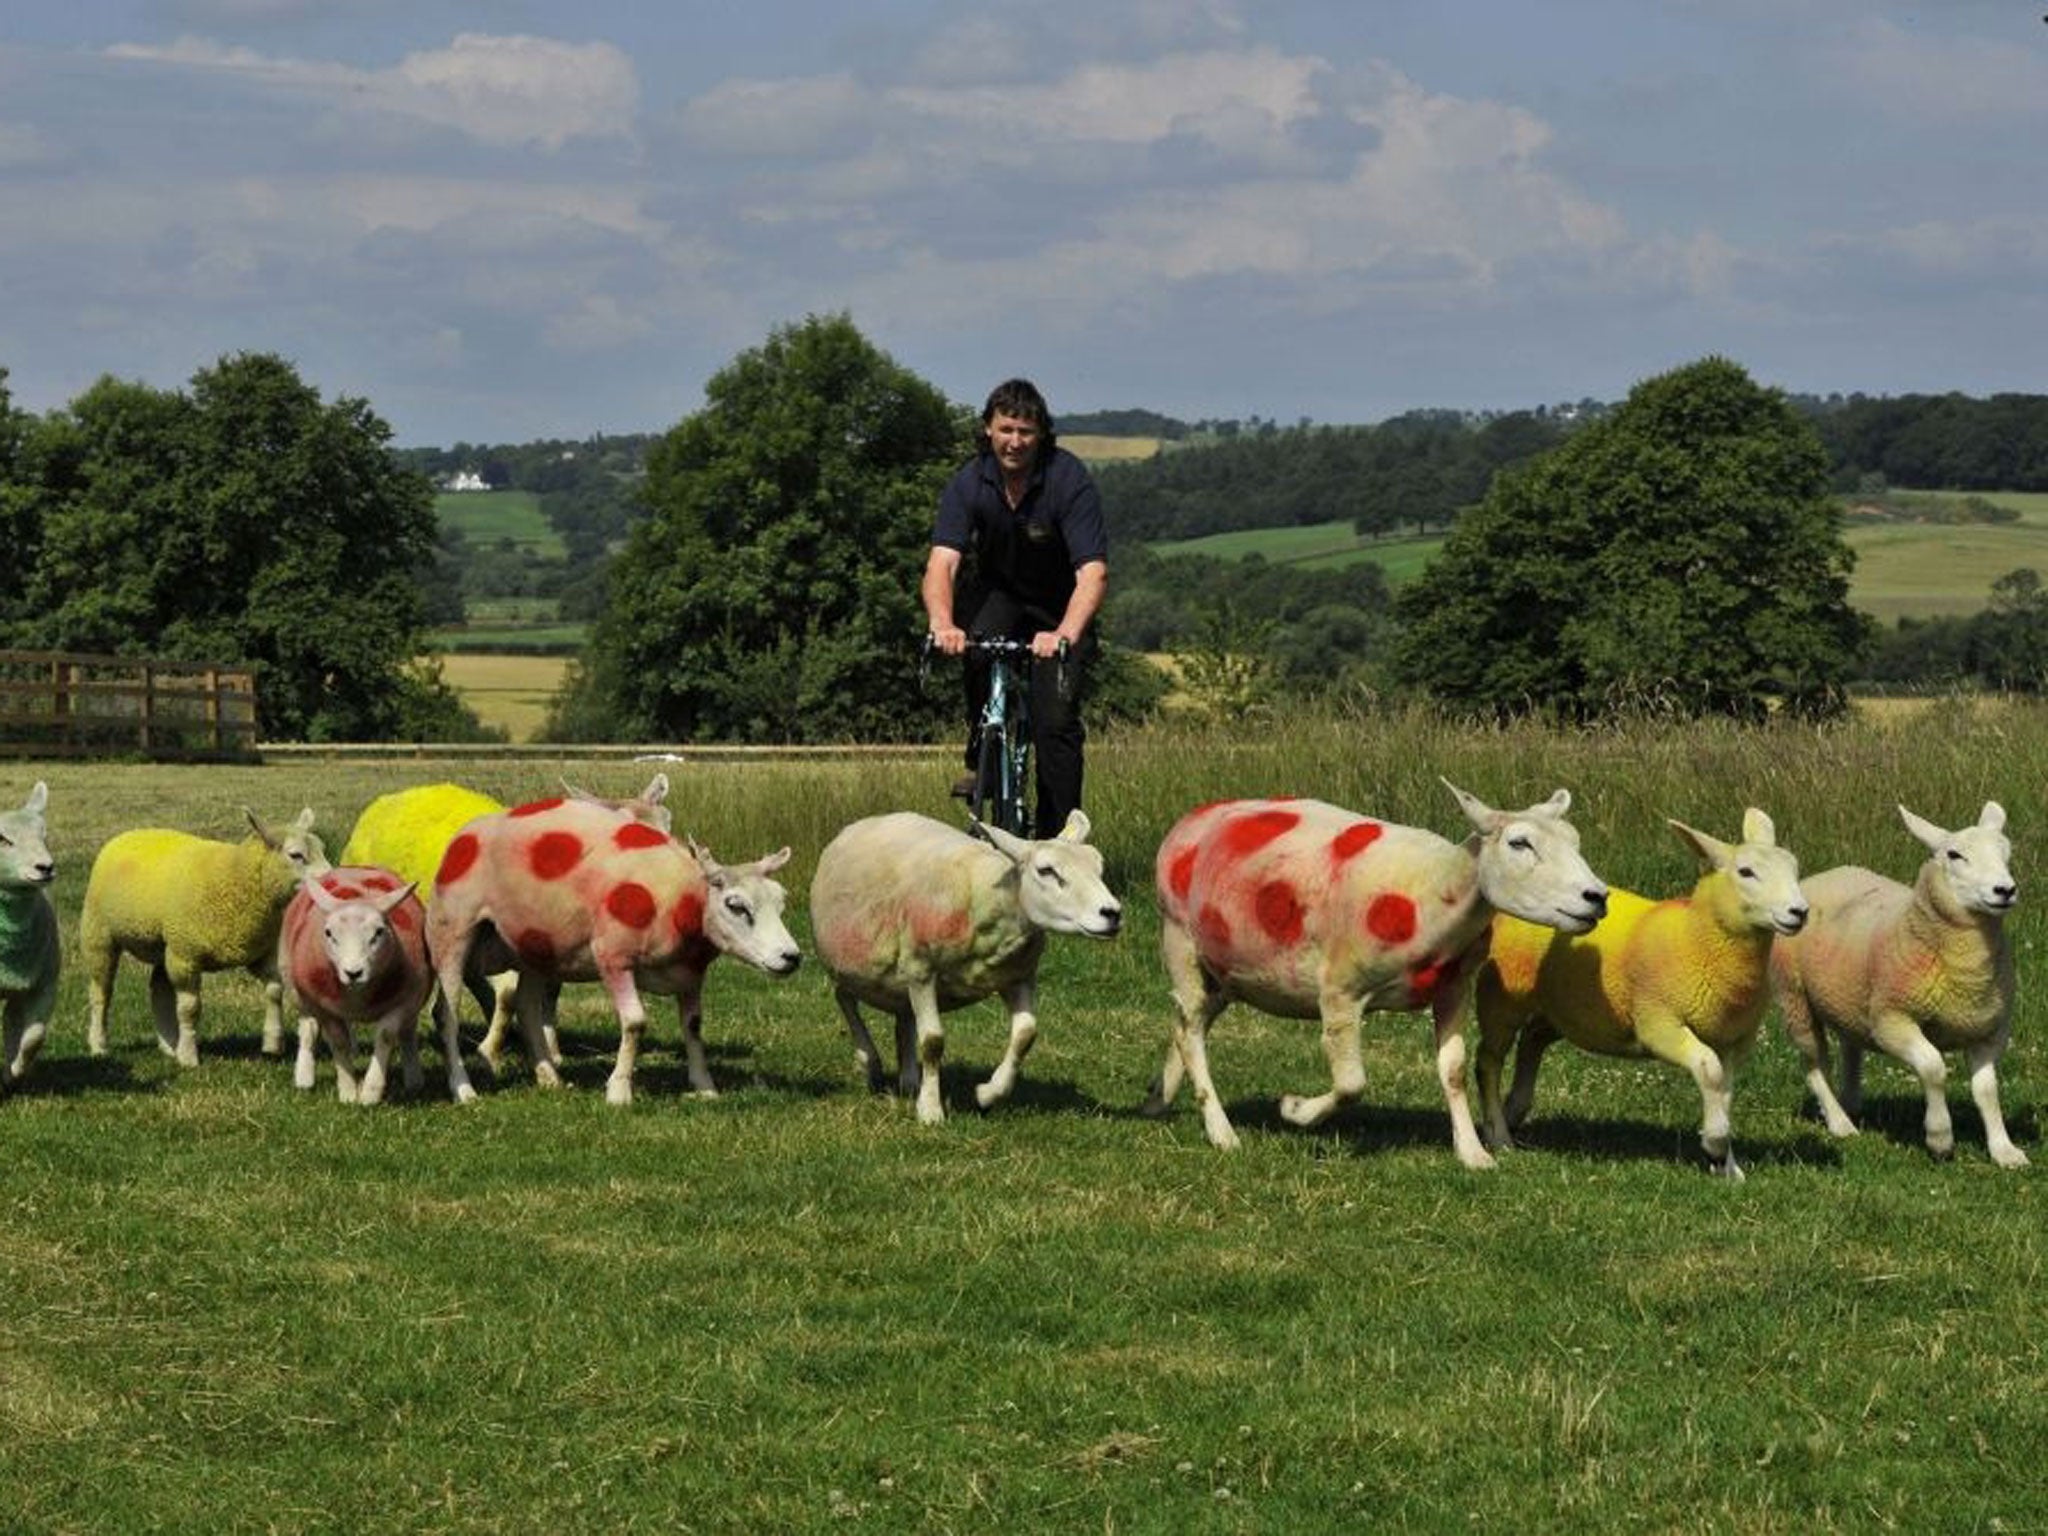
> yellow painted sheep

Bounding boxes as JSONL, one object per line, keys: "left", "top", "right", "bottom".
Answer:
{"left": 82, "top": 808, "right": 330, "bottom": 1066}
{"left": 1474, "top": 809, "right": 1808, "bottom": 1180}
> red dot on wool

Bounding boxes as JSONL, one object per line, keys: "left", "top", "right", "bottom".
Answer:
{"left": 309, "top": 966, "right": 343, "bottom": 1003}
{"left": 510, "top": 798, "right": 564, "bottom": 818}
{"left": 606, "top": 882, "right": 657, "bottom": 929}
{"left": 437, "top": 834, "right": 479, "bottom": 886}
{"left": 1254, "top": 880, "right": 1304, "bottom": 945}
{"left": 1217, "top": 808, "right": 1300, "bottom": 859}
{"left": 362, "top": 873, "right": 399, "bottom": 893}
{"left": 1367, "top": 893, "right": 1418, "bottom": 944}
{"left": 1331, "top": 822, "right": 1384, "bottom": 863}
{"left": 1408, "top": 959, "right": 1446, "bottom": 1001}
{"left": 1198, "top": 903, "right": 1233, "bottom": 950}
{"left": 387, "top": 904, "right": 416, "bottom": 933}
{"left": 614, "top": 821, "right": 668, "bottom": 850}
{"left": 326, "top": 884, "right": 363, "bottom": 901}
{"left": 515, "top": 929, "right": 556, "bottom": 965}
{"left": 671, "top": 891, "right": 705, "bottom": 937}
{"left": 1166, "top": 845, "right": 1199, "bottom": 902}
{"left": 528, "top": 832, "right": 585, "bottom": 881}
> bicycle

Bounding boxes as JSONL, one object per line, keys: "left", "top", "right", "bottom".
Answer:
{"left": 923, "top": 635, "right": 1069, "bottom": 837}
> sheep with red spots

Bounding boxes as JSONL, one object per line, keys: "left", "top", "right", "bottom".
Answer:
{"left": 809, "top": 810, "right": 1122, "bottom": 1126}
{"left": 426, "top": 797, "right": 801, "bottom": 1105}
{"left": 278, "top": 866, "right": 433, "bottom": 1105}
{"left": 1143, "top": 782, "right": 1610, "bottom": 1169}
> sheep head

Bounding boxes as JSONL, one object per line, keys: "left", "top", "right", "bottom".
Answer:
{"left": 1667, "top": 808, "right": 1808, "bottom": 936}
{"left": 973, "top": 811, "right": 1123, "bottom": 939}
{"left": 1444, "top": 779, "right": 1608, "bottom": 934}
{"left": 1902, "top": 801, "right": 2016, "bottom": 919}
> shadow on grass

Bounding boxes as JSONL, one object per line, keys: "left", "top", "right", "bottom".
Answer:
{"left": 11, "top": 1049, "right": 162, "bottom": 1099}
{"left": 1494, "top": 1109, "right": 1847, "bottom": 1174}
{"left": 1816, "top": 1089, "right": 2039, "bottom": 1163}
{"left": 473, "top": 1035, "right": 845, "bottom": 1104}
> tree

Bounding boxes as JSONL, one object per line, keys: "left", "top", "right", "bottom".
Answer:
{"left": 1, "top": 352, "right": 470, "bottom": 740}
{"left": 560, "top": 315, "right": 963, "bottom": 742}
{"left": 1393, "top": 357, "right": 1870, "bottom": 720}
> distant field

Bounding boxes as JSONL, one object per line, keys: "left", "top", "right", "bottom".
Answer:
{"left": 434, "top": 489, "right": 566, "bottom": 558}
{"left": 432, "top": 651, "right": 569, "bottom": 740}
{"left": 1150, "top": 520, "right": 1444, "bottom": 584}
{"left": 1064, "top": 434, "right": 1160, "bottom": 463}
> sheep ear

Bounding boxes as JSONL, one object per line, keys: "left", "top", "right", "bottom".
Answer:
{"left": 1667, "top": 818, "right": 1730, "bottom": 870}
{"left": 373, "top": 881, "right": 417, "bottom": 916}
{"left": 686, "top": 836, "right": 724, "bottom": 882}
{"left": 755, "top": 846, "right": 791, "bottom": 875}
{"left": 1055, "top": 809, "right": 1091, "bottom": 843}
{"left": 1740, "top": 808, "right": 1776, "bottom": 848}
{"left": 1980, "top": 801, "right": 2007, "bottom": 834}
{"left": 295, "top": 807, "right": 317, "bottom": 834}
{"left": 1535, "top": 788, "right": 1572, "bottom": 818}
{"left": 1443, "top": 779, "right": 1499, "bottom": 833}
{"left": 24, "top": 781, "right": 47, "bottom": 816}
{"left": 1898, "top": 804, "right": 1947, "bottom": 851}
{"left": 303, "top": 875, "right": 341, "bottom": 912}
{"left": 640, "top": 773, "right": 670, "bottom": 807}
{"left": 976, "top": 821, "right": 1031, "bottom": 864}
{"left": 245, "top": 806, "right": 277, "bottom": 846}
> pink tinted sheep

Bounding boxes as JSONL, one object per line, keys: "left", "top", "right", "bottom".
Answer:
{"left": 1771, "top": 802, "right": 2026, "bottom": 1168}
{"left": 426, "top": 796, "right": 801, "bottom": 1105}
{"left": 1475, "top": 809, "right": 1809, "bottom": 1180}
{"left": 278, "top": 866, "right": 433, "bottom": 1105}
{"left": 810, "top": 810, "right": 1122, "bottom": 1125}
{"left": 0, "top": 781, "right": 58, "bottom": 1088}
{"left": 1143, "top": 782, "right": 1609, "bottom": 1169}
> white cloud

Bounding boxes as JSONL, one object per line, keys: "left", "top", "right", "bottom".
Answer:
{"left": 1839, "top": 18, "right": 2048, "bottom": 122}
{"left": 105, "top": 31, "right": 638, "bottom": 150}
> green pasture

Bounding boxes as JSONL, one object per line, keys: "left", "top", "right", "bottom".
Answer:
{"left": 4, "top": 706, "right": 2045, "bottom": 1531}
{"left": 434, "top": 489, "right": 566, "bottom": 559}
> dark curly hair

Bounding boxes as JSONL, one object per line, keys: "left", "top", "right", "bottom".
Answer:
{"left": 975, "top": 378, "right": 1058, "bottom": 459}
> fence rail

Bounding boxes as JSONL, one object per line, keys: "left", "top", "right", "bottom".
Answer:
{"left": 0, "top": 650, "right": 259, "bottom": 761}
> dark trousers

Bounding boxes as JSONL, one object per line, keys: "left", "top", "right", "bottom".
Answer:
{"left": 961, "top": 588, "right": 1089, "bottom": 839}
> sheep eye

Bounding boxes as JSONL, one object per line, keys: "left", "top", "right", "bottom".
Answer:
{"left": 1507, "top": 834, "right": 1533, "bottom": 852}
{"left": 724, "top": 895, "right": 751, "bottom": 920}
{"left": 1038, "top": 864, "right": 1066, "bottom": 886}
{"left": 1946, "top": 849, "right": 1964, "bottom": 862}
{"left": 1736, "top": 865, "right": 1756, "bottom": 879}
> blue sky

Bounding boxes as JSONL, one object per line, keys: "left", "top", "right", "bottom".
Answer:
{"left": 3, "top": 1, "right": 2044, "bottom": 446}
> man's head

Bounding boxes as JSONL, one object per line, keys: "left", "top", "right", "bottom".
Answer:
{"left": 977, "top": 378, "right": 1057, "bottom": 470}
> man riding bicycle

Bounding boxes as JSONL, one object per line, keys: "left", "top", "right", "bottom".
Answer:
{"left": 922, "top": 378, "right": 1108, "bottom": 839}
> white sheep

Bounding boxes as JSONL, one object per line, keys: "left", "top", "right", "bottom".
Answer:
{"left": 810, "top": 810, "right": 1123, "bottom": 1125}
{"left": 278, "top": 867, "right": 433, "bottom": 1105}
{"left": 426, "top": 796, "right": 801, "bottom": 1105}
{"left": 82, "top": 808, "right": 330, "bottom": 1066}
{"left": 1770, "top": 802, "right": 2027, "bottom": 1168}
{"left": 1143, "top": 783, "right": 1610, "bottom": 1169}
{"left": 1474, "top": 808, "right": 1808, "bottom": 1180}
{"left": 0, "top": 781, "right": 58, "bottom": 1088}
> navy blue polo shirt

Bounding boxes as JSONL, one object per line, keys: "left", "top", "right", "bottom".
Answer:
{"left": 933, "top": 446, "right": 1108, "bottom": 618}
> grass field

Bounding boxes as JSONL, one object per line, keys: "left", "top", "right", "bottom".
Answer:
{"left": 432, "top": 652, "right": 572, "bottom": 740}
{"left": 434, "top": 490, "right": 566, "bottom": 559}
{"left": 3, "top": 706, "right": 2045, "bottom": 1531}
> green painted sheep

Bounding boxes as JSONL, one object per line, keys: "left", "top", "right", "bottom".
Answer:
{"left": 82, "top": 807, "right": 330, "bottom": 1066}
{"left": 0, "top": 781, "right": 59, "bottom": 1088}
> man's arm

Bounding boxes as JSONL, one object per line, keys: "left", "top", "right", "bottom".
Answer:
{"left": 922, "top": 545, "right": 967, "bottom": 655}
{"left": 1034, "top": 558, "right": 1106, "bottom": 658}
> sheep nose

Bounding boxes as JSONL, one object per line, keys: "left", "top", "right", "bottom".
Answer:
{"left": 1100, "top": 906, "right": 1123, "bottom": 934}
{"left": 341, "top": 965, "right": 366, "bottom": 985}
{"left": 1996, "top": 883, "right": 2018, "bottom": 904}
{"left": 1585, "top": 889, "right": 1608, "bottom": 917}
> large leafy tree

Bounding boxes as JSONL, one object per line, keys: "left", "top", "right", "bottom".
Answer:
{"left": 564, "top": 314, "right": 962, "bottom": 742}
{"left": 1, "top": 352, "right": 466, "bottom": 740}
{"left": 1394, "top": 357, "right": 1870, "bottom": 720}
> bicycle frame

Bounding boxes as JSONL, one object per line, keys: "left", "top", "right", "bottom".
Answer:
{"left": 922, "top": 635, "right": 1066, "bottom": 838}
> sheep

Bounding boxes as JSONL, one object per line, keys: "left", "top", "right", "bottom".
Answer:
{"left": 338, "top": 775, "right": 671, "bottom": 1075}
{"left": 809, "top": 810, "right": 1123, "bottom": 1125}
{"left": 1473, "top": 808, "right": 1808, "bottom": 1180}
{"left": 0, "top": 781, "right": 58, "bottom": 1088}
{"left": 82, "top": 808, "right": 330, "bottom": 1067}
{"left": 425, "top": 797, "right": 801, "bottom": 1105}
{"left": 278, "top": 867, "right": 433, "bottom": 1105}
{"left": 1143, "top": 782, "right": 1610, "bottom": 1169}
{"left": 1770, "top": 802, "right": 2026, "bottom": 1168}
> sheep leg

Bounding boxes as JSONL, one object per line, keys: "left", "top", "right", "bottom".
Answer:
{"left": 1778, "top": 989, "right": 1857, "bottom": 1136}
{"left": 294, "top": 1014, "right": 321, "bottom": 1091}
{"left": 473, "top": 969, "right": 520, "bottom": 1070}
{"left": 146, "top": 964, "right": 179, "bottom": 1059}
{"left": 3, "top": 997, "right": 46, "bottom": 1083}
{"left": 601, "top": 966, "right": 650, "bottom": 1108}
{"left": 892, "top": 1009, "right": 919, "bottom": 1096}
{"left": 1429, "top": 983, "right": 1495, "bottom": 1171}
{"left": 1966, "top": 1035, "right": 2029, "bottom": 1169}
{"left": 1472, "top": 967, "right": 1524, "bottom": 1150}
{"left": 834, "top": 989, "right": 887, "bottom": 1092}
{"left": 432, "top": 989, "right": 478, "bottom": 1104}
{"left": 1503, "top": 1022, "right": 1560, "bottom": 1133}
{"left": 320, "top": 1016, "right": 363, "bottom": 1104}
{"left": 975, "top": 978, "right": 1037, "bottom": 1110}
{"left": 1638, "top": 1017, "right": 1741, "bottom": 1180}
{"left": 84, "top": 943, "right": 118, "bottom": 1057}
{"left": 357, "top": 1011, "right": 410, "bottom": 1107}
{"left": 514, "top": 974, "right": 562, "bottom": 1088}
{"left": 399, "top": 1018, "right": 424, "bottom": 1096}
{"left": 908, "top": 980, "right": 948, "bottom": 1126}
{"left": 1873, "top": 1014, "right": 1952, "bottom": 1159}
{"left": 1148, "top": 920, "right": 1234, "bottom": 1143}
{"left": 675, "top": 983, "right": 718, "bottom": 1098}
{"left": 159, "top": 962, "right": 203, "bottom": 1068}
{"left": 1281, "top": 987, "right": 1367, "bottom": 1131}
{"left": 1836, "top": 1036, "right": 1868, "bottom": 1120}
{"left": 256, "top": 960, "right": 287, "bottom": 1057}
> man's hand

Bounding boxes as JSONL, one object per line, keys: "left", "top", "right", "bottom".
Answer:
{"left": 930, "top": 624, "right": 968, "bottom": 657}
{"left": 1030, "top": 631, "right": 1070, "bottom": 660}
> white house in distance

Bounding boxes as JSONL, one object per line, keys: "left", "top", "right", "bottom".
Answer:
{"left": 444, "top": 469, "right": 489, "bottom": 492}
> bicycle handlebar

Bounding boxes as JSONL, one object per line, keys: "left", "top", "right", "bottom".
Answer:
{"left": 920, "top": 633, "right": 1072, "bottom": 695}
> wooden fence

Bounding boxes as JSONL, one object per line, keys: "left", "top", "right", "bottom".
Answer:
{"left": 0, "top": 650, "right": 259, "bottom": 761}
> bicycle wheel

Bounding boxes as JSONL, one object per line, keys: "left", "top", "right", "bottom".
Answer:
{"left": 970, "top": 724, "right": 1006, "bottom": 829}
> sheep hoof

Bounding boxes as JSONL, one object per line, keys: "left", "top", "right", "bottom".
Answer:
{"left": 687, "top": 1086, "right": 721, "bottom": 1101}
{"left": 453, "top": 1083, "right": 478, "bottom": 1105}
{"left": 973, "top": 1080, "right": 1006, "bottom": 1110}
{"left": 1993, "top": 1145, "right": 2031, "bottom": 1170}
{"left": 605, "top": 1081, "right": 633, "bottom": 1107}
{"left": 1928, "top": 1140, "right": 1956, "bottom": 1162}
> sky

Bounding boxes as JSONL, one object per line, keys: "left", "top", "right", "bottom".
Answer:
{"left": 2, "top": 1, "right": 2045, "bottom": 447}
